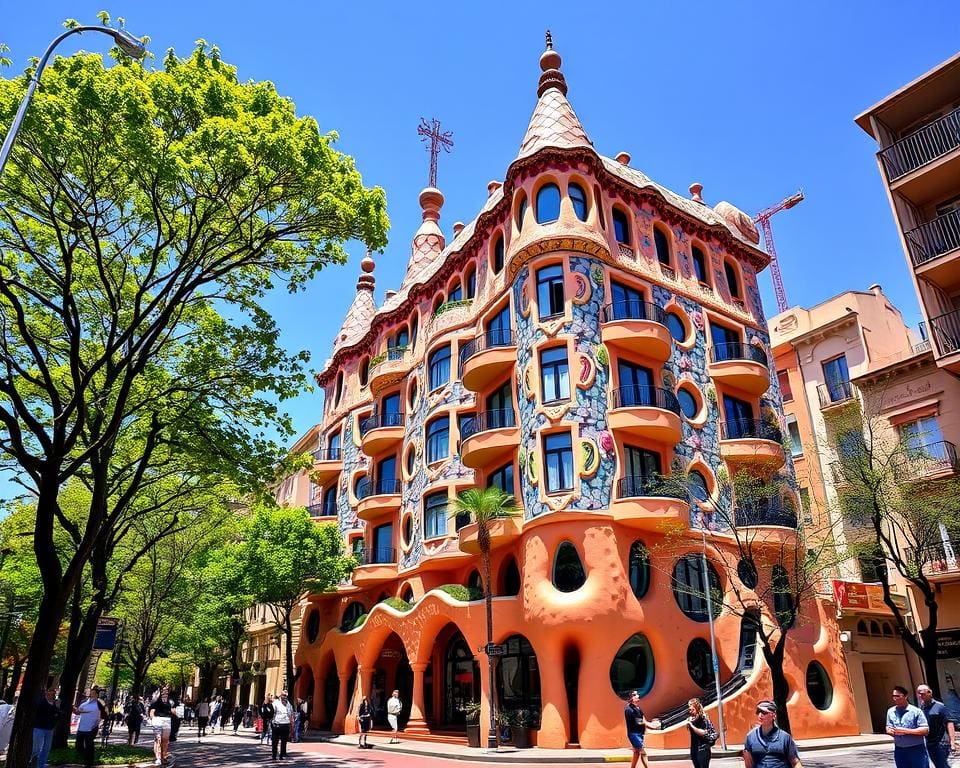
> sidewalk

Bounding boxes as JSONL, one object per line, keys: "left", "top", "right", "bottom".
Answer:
{"left": 318, "top": 731, "right": 894, "bottom": 763}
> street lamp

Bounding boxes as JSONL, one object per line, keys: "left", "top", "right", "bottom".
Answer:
{"left": 0, "top": 25, "right": 147, "bottom": 177}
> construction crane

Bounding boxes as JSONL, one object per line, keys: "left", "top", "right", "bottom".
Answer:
{"left": 755, "top": 190, "right": 804, "bottom": 314}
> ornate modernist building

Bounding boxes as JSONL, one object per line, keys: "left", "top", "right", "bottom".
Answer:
{"left": 291, "top": 38, "right": 858, "bottom": 748}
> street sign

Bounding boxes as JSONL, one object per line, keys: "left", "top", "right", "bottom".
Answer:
{"left": 94, "top": 618, "right": 120, "bottom": 650}
{"left": 484, "top": 643, "right": 506, "bottom": 656}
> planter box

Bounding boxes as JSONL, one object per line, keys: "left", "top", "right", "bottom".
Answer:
{"left": 466, "top": 723, "right": 481, "bottom": 748}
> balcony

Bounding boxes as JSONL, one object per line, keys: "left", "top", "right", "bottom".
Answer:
{"left": 459, "top": 408, "right": 519, "bottom": 469}
{"left": 908, "top": 539, "right": 960, "bottom": 582}
{"left": 459, "top": 329, "right": 517, "bottom": 392}
{"left": 906, "top": 210, "right": 960, "bottom": 289}
{"left": 895, "top": 440, "right": 960, "bottom": 481}
{"left": 458, "top": 515, "right": 522, "bottom": 555}
{"left": 312, "top": 447, "right": 343, "bottom": 484}
{"left": 609, "top": 475, "right": 690, "bottom": 531}
{"left": 600, "top": 300, "right": 672, "bottom": 362}
{"left": 817, "top": 380, "right": 856, "bottom": 410}
{"left": 708, "top": 342, "right": 770, "bottom": 397}
{"left": 430, "top": 299, "right": 474, "bottom": 337}
{"left": 734, "top": 506, "right": 798, "bottom": 530}
{"left": 608, "top": 385, "right": 682, "bottom": 444}
{"left": 352, "top": 546, "right": 398, "bottom": 587}
{"left": 930, "top": 308, "right": 960, "bottom": 372}
{"left": 719, "top": 419, "right": 785, "bottom": 467}
{"left": 359, "top": 411, "right": 405, "bottom": 456}
{"left": 879, "top": 107, "right": 960, "bottom": 204}
{"left": 369, "top": 347, "right": 411, "bottom": 396}
{"left": 307, "top": 501, "right": 338, "bottom": 519}
{"left": 355, "top": 478, "right": 402, "bottom": 522}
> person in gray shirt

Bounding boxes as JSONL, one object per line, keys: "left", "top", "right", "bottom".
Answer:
{"left": 917, "top": 684, "right": 957, "bottom": 768}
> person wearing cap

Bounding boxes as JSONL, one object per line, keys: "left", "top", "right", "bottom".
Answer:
{"left": 917, "top": 684, "right": 957, "bottom": 768}
{"left": 742, "top": 700, "right": 802, "bottom": 768}
{"left": 624, "top": 690, "right": 662, "bottom": 768}
{"left": 73, "top": 687, "right": 102, "bottom": 768}
{"left": 886, "top": 685, "right": 929, "bottom": 768}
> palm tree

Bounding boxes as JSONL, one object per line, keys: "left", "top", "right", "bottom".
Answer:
{"left": 449, "top": 487, "right": 521, "bottom": 749}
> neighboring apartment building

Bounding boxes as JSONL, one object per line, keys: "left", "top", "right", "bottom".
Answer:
{"left": 284, "top": 38, "right": 858, "bottom": 749}
{"left": 855, "top": 51, "right": 960, "bottom": 373}
{"left": 769, "top": 286, "right": 919, "bottom": 732}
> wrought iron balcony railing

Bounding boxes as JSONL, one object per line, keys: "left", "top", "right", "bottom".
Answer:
{"left": 709, "top": 341, "right": 767, "bottom": 366}
{"left": 459, "top": 408, "right": 517, "bottom": 441}
{"left": 311, "top": 447, "right": 341, "bottom": 462}
{"left": 817, "top": 380, "right": 855, "bottom": 408}
{"left": 879, "top": 105, "right": 960, "bottom": 182}
{"left": 307, "top": 501, "right": 337, "bottom": 517}
{"left": 895, "top": 440, "right": 960, "bottom": 479}
{"left": 734, "top": 507, "right": 798, "bottom": 529}
{"left": 616, "top": 475, "right": 684, "bottom": 500}
{"left": 905, "top": 208, "right": 960, "bottom": 267}
{"left": 356, "top": 546, "right": 397, "bottom": 565}
{"left": 930, "top": 307, "right": 960, "bottom": 357}
{"left": 601, "top": 300, "right": 668, "bottom": 325}
{"left": 355, "top": 478, "right": 403, "bottom": 500}
{"left": 458, "top": 328, "right": 515, "bottom": 371}
{"left": 720, "top": 418, "right": 782, "bottom": 443}
{"left": 906, "top": 539, "right": 960, "bottom": 576}
{"left": 610, "top": 385, "right": 681, "bottom": 415}
{"left": 359, "top": 411, "right": 405, "bottom": 437}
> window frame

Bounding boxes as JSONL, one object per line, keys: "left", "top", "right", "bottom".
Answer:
{"left": 539, "top": 346, "right": 571, "bottom": 404}
{"left": 535, "top": 182, "right": 562, "bottom": 224}
{"left": 426, "top": 414, "right": 450, "bottom": 464}
{"left": 536, "top": 263, "right": 565, "bottom": 319}
{"left": 543, "top": 431, "right": 575, "bottom": 493}
{"left": 428, "top": 344, "right": 452, "bottom": 390}
{"left": 568, "top": 182, "right": 588, "bottom": 222}
{"left": 612, "top": 207, "right": 631, "bottom": 246}
{"left": 423, "top": 491, "right": 448, "bottom": 540}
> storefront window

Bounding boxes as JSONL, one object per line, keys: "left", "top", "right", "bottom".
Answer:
{"left": 495, "top": 635, "right": 541, "bottom": 727}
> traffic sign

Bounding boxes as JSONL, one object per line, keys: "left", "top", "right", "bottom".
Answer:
{"left": 485, "top": 643, "right": 506, "bottom": 656}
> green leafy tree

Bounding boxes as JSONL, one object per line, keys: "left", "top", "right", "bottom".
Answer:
{"left": 828, "top": 398, "right": 960, "bottom": 697}
{"left": 0, "top": 25, "right": 387, "bottom": 764}
{"left": 242, "top": 505, "right": 355, "bottom": 690}
{"left": 448, "top": 488, "right": 520, "bottom": 747}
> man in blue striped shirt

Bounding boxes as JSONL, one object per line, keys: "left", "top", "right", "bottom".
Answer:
{"left": 886, "top": 686, "right": 929, "bottom": 768}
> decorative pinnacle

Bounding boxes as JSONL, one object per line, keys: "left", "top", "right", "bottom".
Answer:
{"left": 538, "top": 33, "right": 566, "bottom": 97}
{"left": 545, "top": 30, "right": 553, "bottom": 50}
{"left": 357, "top": 250, "right": 376, "bottom": 291}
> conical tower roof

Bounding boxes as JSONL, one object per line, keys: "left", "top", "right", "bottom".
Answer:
{"left": 516, "top": 32, "right": 593, "bottom": 160}
{"left": 333, "top": 252, "right": 377, "bottom": 350}
{"left": 402, "top": 186, "right": 446, "bottom": 286}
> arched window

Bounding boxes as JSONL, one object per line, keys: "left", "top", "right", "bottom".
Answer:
{"left": 492, "top": 234, "right": 505, "bottom": 274}
{"left": 517, "top": 193, "right": 528, "bottom": 230}
{"left": 595, "top": 185, "right": 605, "bottom": 229}
{"left": 405, "top": 445, "right": 416, "bottom": 476}
{"left": 629, "top": 541, "right": 651, "bottom": 599}
{"left": 686, "top": 638, "right": 715, "bottom": 689}
{"left": 612, "top": 208, "right": 631, "bottom": 245}
{"left": 856, "top": 620, "right": 868, "bottom": 635}
{"left": 352, "top": 474, "right": 365, "bottom": 498}
{"left": 654, "top": 227, "right": 671, "bottom": 266}
{"left": 724, "top": 260, "right": 741, "bottom": 299}
{"left": 334, "top": 371, "right": 344, "bottom": 406}
{"left": 553, "top": 541, "right": 586, "bottom": 592}
{"left": 426, "top": 416, "right": 450, "bottom": 464}
{"left": 359, "top": 357, "right": 370, "bottom": 387}
{"left": 692, "top": 245, "right": 708, "bottom": 284}
{"left": 805, "top": 661, "right": 833, "bottom": 710}
{"left": 536, "top": 183, "right": 561, "bottom": 224}
{"left": 402, "top": 514, "right": 413, "bottom": 547}
{"left": 401, "top": 585, "right": 415, "bottom": 604}
{"left": 500, "top": 556, "right": 521, "bottom": 596}
{"left": 672, "top": 555, "right": 721, "bottom": 622}
{"left": 569, "top": 183, "right": 588, "bottom": 221}
{"left": 772, "top": 564, "right": 795, "bottom": 628}
{"left": 688, "top": 470, "right": 710, "bottom": 503}
{"left": 465, "top": 266, "right": 476, "bottom": 299}
{"left": 424, "top": 491, "right": 447, "bottom": 539}
{"left": 428, "top": 345, "right": 451, "bottom": 390}
{"left": 341, "top": 602, "right": 365, "bottom": 632}
{"left": 467, "top": 569, "right": 483, "bottom": 596}
{"left": 610, "top": 633, "right": 655, "bottom": 698}
{"left": 495, "top": 635, "right": 541, "bottom": 727}
{"left": 448, "top": 281, "right": 463, "bottom": 303}
{"left": 306, "top": 610, "right": 321, "bottom": 643}
{"left": 410, "top": 314, "right": 419, "bottom": 349}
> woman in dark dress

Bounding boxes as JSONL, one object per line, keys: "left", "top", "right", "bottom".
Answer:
{"left": 357, "top": 696, "right": 372, "bottom": 748}
{"left": 686, "top": 698, "right": 715, "bottom": 768}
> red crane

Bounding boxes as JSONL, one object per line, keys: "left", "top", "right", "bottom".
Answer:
{"left": 755, "top": 190, "right": 804, "bottom": 314}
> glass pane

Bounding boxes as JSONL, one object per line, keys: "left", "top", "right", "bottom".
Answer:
{"left": 536, "top": 183, "right": 561, "bottom": 224}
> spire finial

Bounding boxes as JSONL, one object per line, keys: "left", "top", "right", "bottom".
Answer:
{"left": 357, "top": 249, "right": 376, "bottom": 292}
{"left": 538, "top": 33, "right": 566, "bottom": 97}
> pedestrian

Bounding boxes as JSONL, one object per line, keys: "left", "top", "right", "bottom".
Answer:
{"left": 917, "top": 683, "right": 957, "bottom": 768}
{"left": 358, "top": 695, "right": 372, "bottom": 748}
{"left": 170, "top": 693, "right": 182, "bottom": 742}
{"left": 197, "top": 698, "right": 210, "bottom": 737}
{"left": 386, "top": 689, "right": 403, "bottom": 744}
{"left": 260, "top": 695, "right": 275, "bottom": 745}
{"left": 685, "top": 698, "right": 716, "bottom": 768}
{"left": 125, "top": 696, "right": 145, "bottom": 746}
{"left": 72, "top": 686, "right": 102, "bottom": 768}
{"left": 291, "top": 698, "right": 300, "bottom": 744}
{"left": 624, "top": 689, "right": 661, "bottom": 768}
{"left": 31, "top": 686, "right": 60, "bottom": 768}
{"left": 149, "top": 684, "right": 175, "bottom": 767}
{"left": 271, "top": 690, "right": 295, "bottom": 760}
{"left": 219, "top": 701, "right": 230, "bottom": 733}
{"left": 743, "top": 700, "right": 802, "bottom": 768}
{"left": 245, "top": 704, "right": 255, "bottom": 729}
{"left": 232, "top": 704, "right": 243, "bottom": 735}
{"left": 886, "top": 685, "right": 929, "bottom": 768}
{"left": 299, "top": 697, "right": 309, "bottom": 740}
{"left": 210, "top": 696, "right": 222, "bottom": 731}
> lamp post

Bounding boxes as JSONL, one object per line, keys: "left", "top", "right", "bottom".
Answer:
{"left": 0, "top": 25, "right": 146, "bottom": 178}
{"left": 700, "top": 529, "right": 727, "bottom": 751}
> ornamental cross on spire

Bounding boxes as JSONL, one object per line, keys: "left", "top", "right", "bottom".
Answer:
{"left": 417, "top": 117, "right": 454, "bottom": 188}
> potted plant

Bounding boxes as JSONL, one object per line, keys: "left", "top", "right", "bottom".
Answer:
{"left": 508, "top": 709, "right": 532, "bottom": 749}
{"left": 462, "top": 701, "right": 482, "bottom": 748}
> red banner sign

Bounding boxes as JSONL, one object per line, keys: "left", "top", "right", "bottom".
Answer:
{"left": 831, "top": 580, "right": 903, "bottom": 614}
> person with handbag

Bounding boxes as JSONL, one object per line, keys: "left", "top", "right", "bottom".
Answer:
{"left": 686, "top": 698, "right": 717, "bottom": 768}
{"left": 357, "top": 695, "right": 372, "bottom": 748}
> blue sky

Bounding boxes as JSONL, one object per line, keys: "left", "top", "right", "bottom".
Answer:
{"left": 3, "top": 1, "right": 959, "bottom": 451}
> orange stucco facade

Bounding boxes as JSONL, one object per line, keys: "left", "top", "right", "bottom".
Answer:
{"left": 284, "top": 39, "right": 860, "bottom": 749}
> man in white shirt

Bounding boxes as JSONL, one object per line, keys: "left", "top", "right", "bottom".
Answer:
{"left": 387, "top": 690, "right": 402, "bottom": 744}
{"left": 73, "top": 687, "right": 102, "bottom": 767}
{"left": 271, "top": 690, "right": 295, "bottom": 760}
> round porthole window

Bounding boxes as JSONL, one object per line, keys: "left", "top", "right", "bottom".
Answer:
{"left": 610, "top": 633, "right": 655, "bottom": 698}
{"left": 553, "top": 541, "right": 586, "bottom": 593}
{"left": 688, "top": 470, "right": 710, "bottom": 503}
{"left": 666, "top": 312, "right": 688, "bottom": 343}
{"left": 677, "top": 387, "right": 698, "bottom": 419}
{"left": 686, "top": 637, "right": 715, "bottom": 689}
{"left": 672, "top": 555, "right": 721, "bottom": 622}
{"left": 806, "top": 661, "right": 833, "bottom": 710}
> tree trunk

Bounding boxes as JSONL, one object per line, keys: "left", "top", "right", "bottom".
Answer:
{"left": 5, "top": 658, "right": 24, "bottom": 704}
{"left": 762, "top": 639, "right": 791, "bottom": 734}
{"left": 53, "top": 586, "right": 103, "bottom": 748}
{"left": 283, "top": 610, "right": 296, "bottom": 692}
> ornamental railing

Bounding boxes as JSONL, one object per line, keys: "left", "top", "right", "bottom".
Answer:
{"left": 458, "top": 328, "right": 515, "bottom": 371}
{"left": 878, "top": 106, "right": 960, "bottom": 181}
{"left": 719, "top": 418, "right": 782, "bottom": 443}
{"left": 616, "top": 475, "right": 684, "bottom": 500}
{"left": 709, "top": 341, "right": 767, "bottom": 365}
{"left": 817, "top": 380, "right": 855, "bottom": 408}
{"left": 600, "top": 299, "right": 668, "bottom": 325}
{"left": 930, "top": 307, "right": 960, "bottom": 357}
{"left": 610, "top": 385, "right": 681, "bottom": 415}
{"left": 356, "top": 478, "right": 403, "bottom": 500}
{"left": 905, "top": 208, "right": 960, "bottom": 267}
{"left": 359, "top": 411, "right": 405, "bottom": 437}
